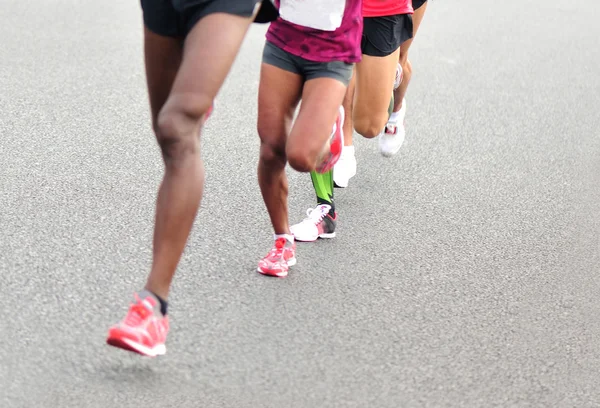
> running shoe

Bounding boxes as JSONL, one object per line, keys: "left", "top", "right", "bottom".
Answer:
{"left": 106, "top": 293, "right": 169, "bottom": 357}
{"left": 257, "top": 237, "right": 297, "bottom": 277}
{"left": 380, "top": 98, "right": 407, "bottom": 157}
{"left": 315, "top": 106, "right": 344, "bottom": 174}
{"left": 394, "top": 63, "right": 403, "bottom": 90}
{"left": 291, "top": 204, "right": 337, "bottom": 242}
{"left": 333, "top": 145, "right": 357, "bottom": 188}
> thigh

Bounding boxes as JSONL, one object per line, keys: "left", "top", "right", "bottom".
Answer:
{"left": 288, "top": 76, "right": 347, "bottom": 157}
{"left": 400, "top": 1, "right": 428, "bottom": 57}
{"left": 143, "top": 27, "right": 184, "bottom": 126}
{"left": 258, "top": 45, "right": 304, "bottom": 153}
{"left": 162, "top": 12, "right": 256, "bottom": 122}
{"left": 355, "top": 14, "right": 413, "bottom": 120}
{"left": 141, "top": 0, "right": 186, "bottom": 123}
{"left": 354, "top": 50, "right": 399, "bottom": 122}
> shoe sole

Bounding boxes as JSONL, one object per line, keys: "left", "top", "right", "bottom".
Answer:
{"left": 106, "top": 337, "right": 166, "bottom": 357}
{"left": 380, "top": 146, "right": 402, "bottom": 158}
{"left": 256, "top": 268, "right": 288, "bottom": 277}
{"left": 334, "top": 175, "right": 355, "bottom": 188}
{"left": 379, "top": 134, "right": 405, "bottom": 158}
{"left": 333, "top": 168, "right": 356, "bottom": 188}
{"left": 294, "top": 232, "right": 336, "bottom": 242}
{"left": 256, "top": 257, "right": 296, "bottom": 277}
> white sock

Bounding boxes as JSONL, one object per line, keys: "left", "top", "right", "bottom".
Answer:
{"left": 343, "top": 145, "right": 355, "bottom": 155}
{"left": 274, "top": 233, "right": 294, "bottom": 244}
{"left": 389, "top": 110, "right": 401, "bottom": 124}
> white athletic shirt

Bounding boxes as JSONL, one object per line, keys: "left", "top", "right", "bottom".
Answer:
{"left": 279, "top": 0, "right": 347, "bottom": 31}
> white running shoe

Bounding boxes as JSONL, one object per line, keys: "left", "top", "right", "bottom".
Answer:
{"left": 379, "top": 99, "right": 406, "bottom": 158}
{"left": 290, "top": 204, "right": 337, "bottom": 242}
{"left": 333, "top": 145, "right": 357, "bottom": 188}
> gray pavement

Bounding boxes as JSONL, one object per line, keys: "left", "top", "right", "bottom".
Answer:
{"left": 1, "top": 0, "right": 600, "bottom": 407}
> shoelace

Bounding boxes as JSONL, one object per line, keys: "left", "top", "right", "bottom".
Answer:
{"left": 304, "top": 206, "right": 328, "bottom": 225}
{"left": 267, "top": 238, "right": 287, "bottom": 259}
{"left": 124, "top": 296, "right": 152, "bottom": 326}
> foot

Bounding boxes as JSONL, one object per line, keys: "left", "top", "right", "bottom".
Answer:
{"left": 257, "top": 237, "right": 297, "bottom": 277}
{"left": 379, "top": 98, "right": 407, "bottom": 158}
{"left": 291, "top": 204, "right": 337, "bottom": 242}
{"left": 315, "top": 106, "right": 344, "bottom": 174}
{"left": 333, "top": 146, "right": 357, "bottom": 188}
{"left": 106, "top": 293, "right": 169, "bottom": 357}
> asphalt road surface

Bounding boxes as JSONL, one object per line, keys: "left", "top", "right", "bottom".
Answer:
{"left": 1, "top": 1, "right": 599, "bottom": 407}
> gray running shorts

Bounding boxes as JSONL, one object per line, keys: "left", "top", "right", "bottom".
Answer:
{"left": 262, "top": 41, "right": 354, "bottom": 86}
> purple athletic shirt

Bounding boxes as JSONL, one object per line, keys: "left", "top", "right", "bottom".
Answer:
{"left": 266, "top": 0, "right": 363, "bottom": 64}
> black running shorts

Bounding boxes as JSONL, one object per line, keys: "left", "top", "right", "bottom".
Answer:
{"left": 412, "top": 0, "right": 428, "bottom": 10}
{"left": 141, "top": 0, "right": 262, "bottom": 37}
{"left": 361, "top": 14, "right": 414, "bottom": 57}
{"left": 254, "top": 0, "right": 278, "bottom": 23}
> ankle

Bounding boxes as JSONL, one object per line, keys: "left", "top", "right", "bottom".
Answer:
{"left": 274, "top": 233, "right": 294, "bottom": 244}
{"left": 140, "top": 288, "right": 168, "bottom": 315}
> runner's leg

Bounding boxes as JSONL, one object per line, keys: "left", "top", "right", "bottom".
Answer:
{"left": 257, "top": 61, "right": 303, "bottom": 236}
{"left": 256, "top": 44, "right": 305, "bottom": 278}
{"left": 353, "top": 49, "right": 400, "bottom": 138}
{"left": 393, "top": 1, "right": 428, "bottom": 113}
{"left": 342, "top": 70, "right": 356, "bottom": 147}
{"left": 107, "top": 2, "right": 259, "bottom": 356}
{"left": 286, "top": 81, "right": 347, "bottom": 172}
{"left": 332, "top": 70, "right": 357, "bottom": 188}
{"left": 287, "top": 77, "right": 347, "bottom": 244}
{"left": 146, "top": 13, "right": 257, "bottom": 299}
{"left": 353, "top": 14, "right": 412, "bottom": 138}
{"left": 380, "top": 3, "right": 427, "bottom": 157}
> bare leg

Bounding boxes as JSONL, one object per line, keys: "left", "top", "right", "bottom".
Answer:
{"left": 342, "top": 69, "right": 356, "bottom": 146}
{"left": 257, "top": 63, "right": 303, "bottom": 235}
{"left": 259, "top": 71, "right": 346, "bottom": 237}
{"left": 393, "top": 2, "right": 428, "bottom": 112}
{"left": 286, "top": 77, "right": 347, "bottom": 172}
{"left": 353, "top": 49, "right": 400, "bottom": 138}
{"left": 145, "top": 13, "right": 256, "bottom": 300}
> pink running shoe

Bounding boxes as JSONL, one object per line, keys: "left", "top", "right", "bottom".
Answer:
{"left": 257, "top": 237, "right": 297, "bottom": 277}
{"left": 107, "top": 293, "right": 169, "bottom": 357}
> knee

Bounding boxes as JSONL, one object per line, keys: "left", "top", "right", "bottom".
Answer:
{"left": 258, "top": 125, "right": 286, "bottom": 168}
{"left": 354, "top": 116, "right": 386, "bottom": 138}
{"left": 156, "top": 94, "right": 212, "bottom": 164}
{"left": 259, "top": 139, "right": 286, "bottom": 168}
{"left": 286, "top": 144, "right": 316, "bottom": 173}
